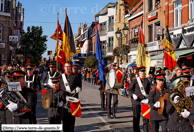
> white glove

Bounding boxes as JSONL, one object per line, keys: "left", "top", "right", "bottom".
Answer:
{"left": 173, "top": 95, "right": 180, "bottom": 104}
{"left": 132, "top": 94, "right": 138, "bottom": 100}
{"left": 154, "top": 101, "right": 161, "bottom": 108}
{"left": 113, "top": 61, "right": 117, "bottom": 64}
{"left": 58, "top": 101, "right": 63, "bottom": 107}
{"left": 6, "top": 100, "right": 18, "bottom": 112}
{"left": 181, "top": 109, "right": 190, "bottom": 118}
{"left": 75, "top": 87, "right": 81, "bottom": 93}
{"left": 141, "top": 99, "right": 148, "bottom": 104}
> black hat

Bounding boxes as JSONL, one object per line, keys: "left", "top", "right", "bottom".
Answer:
{"left": 138, "top": 66, "right": 145, "bottom": 71}
{"left": 6, "top": 70, "right": 11, "bottom": 77}
{"left": 11, "top": 70, "right": 25, "bottom": 77}
{"left": 176, "top": 75, "right": 191, "bottom": 82}
{"left": 51, "top": 77, "right": 60, "bottom": 83}
{"left": 49, "top": 63, "right": 56, "bottom": 68}
{"left": 72, "top": 63, "right": 78, "bottom": 68}
{"left": 182, "top": 67, "right": 191, "bottom": 73}
{"left": 26, "top": 63, "right": 35, "bottom": 69}
{"left": 149, "top": 67, "right": 155, "bottom": 74}
{"left": 155, "top": 73, "right": 165, "bottom": 80}
{"left": 132, "top": 66, "right": 137, "bottom": 69}
{"left": 156, "top": 69, "right": 161, "bottom": 74}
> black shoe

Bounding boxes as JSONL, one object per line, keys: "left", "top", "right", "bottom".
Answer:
{"left": 113, "top": 114, "right": 116, "bottom": 119}
{"left": 108, "top": 115, "right": 112, "bottom": 119}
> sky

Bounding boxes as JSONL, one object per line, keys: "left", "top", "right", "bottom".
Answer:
{"left": 18, "top": 0, "right": 118, "bottom": 58}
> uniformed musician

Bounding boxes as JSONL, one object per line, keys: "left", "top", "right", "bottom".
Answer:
{"left": 5, "top": 70, "right": 35, "bottom": 125}
{"left": 182, "top": 67, "right": 190, "bottom": 75}
{"left": 148, "top": 67, "right": 155, "bottom": 89}
{"left": 47, "top": 77, "right": 65, "bottom": 125}
{"left": 129, "top": 66, "right": 137, "bottom": 82}
{"left": 72, "top": 63, "right": 82, "bottom": 90}
{"left": 25, "top": 63, "right": 41, "bottom": 124}
{"left": 128, "top": 66, "right": 151, "bottom": 132}
{"left": 60, "top": 62, "right": 82, "bottom": 132}
{"left": 166, "top": 75, "right": 193, "bottom": 132}
{"left": 41, "top": 62, "right": 61, "bottom": 88}
{"left": 148, "top": 74, "right": 168, "bottom": 132}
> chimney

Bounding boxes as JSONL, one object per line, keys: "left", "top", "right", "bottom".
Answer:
{"left": 78, "top": 23, "right": 81, "bottom": 36}
{"left": 84, "top": 22, "right": 87, "bottom": 28}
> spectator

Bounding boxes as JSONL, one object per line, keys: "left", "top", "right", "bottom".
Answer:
{"left": 86, "top": 71, "right": 90, "bottom": 83}
{"left": 165, "top": 69, "right": 171, "bottom": 88}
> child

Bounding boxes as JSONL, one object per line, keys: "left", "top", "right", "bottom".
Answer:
{"left": 122, "top": 80, "right": 130, "bottom": 97}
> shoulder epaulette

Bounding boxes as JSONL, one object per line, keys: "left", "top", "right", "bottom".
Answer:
{"left": 133, "top": 77, "right": 136, "bottom": 80}
{"left": 151, "top": 88, "right": 155, "bottom": 92}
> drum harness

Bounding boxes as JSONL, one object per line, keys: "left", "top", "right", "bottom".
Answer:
{"left": 48, "top": 72, "right": 57, "bottom": 88}
{"left": 25, "top": 75, "right": 35, "bottom": 88}
{"left": 136, "top": 74, "right": 148, "bottom": 98}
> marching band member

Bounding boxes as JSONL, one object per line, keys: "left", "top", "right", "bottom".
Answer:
{"left": 72, "top": 63, "right": 82, "bottom": 90}
{"left": 42, "top": 62, "right": 61, "bottom": 88}
{"left": 5, "top": 70, "right": 35, "bottom": 124}
{"left": 60, "top": 62, "right": 82, "bottom": 132}
{"left": 148, "top": 74, "right": 168, "bottom": 132}
{"left": 128, "top": 66, "right": 151, "bottom": 132}
{"left": 129, "top": 66, "right": 137, "bottom": 82}
{"left": 98, "top": 80, "right": 106, "bottom": 111}
{"left": 166, "top": 75, "right": 193, "bottom": 132}
{"left": 47, "top": 77, "right": 65, "bottom": 125}
{"left": 148, "top": 67, "right": 155, "bottom": 89}
{"left": 106, "top": 63, "right": 118, "bottom": 119}
{"left": 25, "top": 63, "right": 41, "bottom": 124}
{"left": 182, "top": 67, "right": 190, "bottom": 75}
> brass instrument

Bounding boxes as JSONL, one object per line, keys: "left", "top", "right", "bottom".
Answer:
{"left": 0, "top": 76, "right": 30, "bottom": 116}
{"left": 170, "top": 78, "right": 193, "bottom": 119}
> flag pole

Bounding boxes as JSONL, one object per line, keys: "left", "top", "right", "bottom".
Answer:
{"left": 161, "top": 25, "right": 167, "bottom": 73}
{"left": 65, "top": 8, "right": 70, "bottom": 62}
{"left": 56, "top": 13, "right": 59, "bottom": 71}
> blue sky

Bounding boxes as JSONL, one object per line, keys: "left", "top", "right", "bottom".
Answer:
{"left": 18, "top": 0, "right": 117, "bottom": 58}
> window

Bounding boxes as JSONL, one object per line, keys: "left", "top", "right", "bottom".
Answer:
{"left": 155, "top": 0, "right": 160, "bottom": 9}
{"left": 155, "top": 22, "right": 160, "bottom": 41}
{"left": 148, "top": 0, "right": 153, "bottom": 12}
{"left": 108, "top": 37, "right": 113, "bottom": 52}
{"left": 148, "top": 24, "right": 153, "bottom": 42}
{"left": 119, "top": 9, "right": 121, "bottom": 22}
{"left": 174, "top": 0, "right": 182, "bottom": 27}
{"left": 0, "top": 24, "right": 2, "bottom": 41}
{"left": 134, "top": 27, "right": 139, "bottom": 37}
{"left": 101, "top": 40, "right": 106, "bottom": 55}
{"left": 0, "top": 0, "right": 4, "bottom": 12}
{"left": 99, "top": 22, "right": 107, "bottom": 36}
{"left": 189, "top": 0, "right": 194, "bottom": 20}
{"left": 108, "top": 16, "right": 114, "bottom": 31}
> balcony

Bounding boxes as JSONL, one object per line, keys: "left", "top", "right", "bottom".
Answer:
{"left": 107, "top": 46, "right": 113, "bottom": 52}
{"left": 99, "top": 30, "right": 107, "bottom": 36}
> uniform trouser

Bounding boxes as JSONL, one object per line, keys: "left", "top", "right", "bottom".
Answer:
{"left": 106, "top": 93, "right": 118, "bottom": 115}
{"left": 48, "top": 117, "right": 61, "bottom": 132}
{"left": 150, "top": 120, "right": 167, "bottom": 132}
{"left": 100, "top": 89, "right": 105, "bottom": 109}
{"left": 0, "top": 110, "right": 6, "bottom": 132}
{"left": 132, "top": 104, "right": 150, "bottom": 132}
{"left": 63, "top": 108, "right": 75, "bottom": 132}
{"left": 32, "top": 94, "right": 37, "bottom": 124}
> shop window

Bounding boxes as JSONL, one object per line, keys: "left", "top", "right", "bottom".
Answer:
{"left": 148, "top": 24, "right": 153, "bottom": 42}
{"left": 108, "top": 16, "right": 114, "bottom": 31}
{"left": 0, "top": 0, "right": 4, "bottom": 12}
{"left": 0, "top": 24, "right": 2, "bottom": 41}
{"left": 155, "top": 22, "right": 160, "bottom": 41}
{"left": 174, "top": 0, "right": 182, "bottom": 27}
{"left": 189, "top": 0, "right": 194, "bottom": 21}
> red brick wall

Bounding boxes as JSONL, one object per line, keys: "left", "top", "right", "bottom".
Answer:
{"left": 129, "top": 15, "right": 143, "bottom": 29}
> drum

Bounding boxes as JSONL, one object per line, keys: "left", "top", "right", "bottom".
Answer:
{"left": 109, "top": 68, "right": 123, "bottom": 88}
{"left": 66, "top": 96, "right": 81, "bottom": 117}
{"left": 141, "top": 103, "right": 151, "bottom": 119}
{"left": 42, "top": 88, "right": 48, "bottom": 96}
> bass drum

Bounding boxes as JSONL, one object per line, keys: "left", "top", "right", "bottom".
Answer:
{"left": 109, "top": 68, "right": 123, "bottom": 88}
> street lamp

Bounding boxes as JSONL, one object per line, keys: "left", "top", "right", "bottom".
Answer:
{"left": 115, "top": 23, "right": 129, "bottom": 65}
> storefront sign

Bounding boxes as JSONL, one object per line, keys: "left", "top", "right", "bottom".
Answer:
{"left": 9, "top": 36, "right": 18, "bottom": 41}
{"left": 0, "top": 43, "right": 5, "bottom": 48}
{"left": 148, "top": 12, "right": 158, "bottom": 21}
{"left": 147, "top": 41, "right": 159, "bottom": 51}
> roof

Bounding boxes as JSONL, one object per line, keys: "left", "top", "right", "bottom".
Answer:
{"left": 95, "top": 3, "right": 117, "bottom": 17}
{"left": 123, "top": 0, "right": 141, "bottom": 13}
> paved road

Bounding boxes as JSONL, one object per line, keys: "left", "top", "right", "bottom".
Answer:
{"left": 36, "top": 81, "right": 145, "bottom": 132}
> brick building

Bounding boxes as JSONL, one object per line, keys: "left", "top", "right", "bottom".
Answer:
{"left": 0, "top": 0, "right": 24, "bottom": 65}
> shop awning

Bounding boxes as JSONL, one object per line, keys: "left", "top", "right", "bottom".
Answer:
{"left": 151, "top": 49, "right": 194, "bottom": 60}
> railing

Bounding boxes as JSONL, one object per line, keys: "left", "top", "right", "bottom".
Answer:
{"left": 108, "top": 46, "right": 113, "bottom": 52}
{"left": 99, "top": 30, "right": 107, "bottom": 36}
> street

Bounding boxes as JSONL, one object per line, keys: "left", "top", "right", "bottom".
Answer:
{"left": 36, "top": 81, "right": 144, "bottom": 132}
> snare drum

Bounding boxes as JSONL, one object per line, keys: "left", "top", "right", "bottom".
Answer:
{"left": 108, "top": 68, "right": 123, "bottom": 88}
{"left": 66, "top": 96, "right": 81, "bottom": 117}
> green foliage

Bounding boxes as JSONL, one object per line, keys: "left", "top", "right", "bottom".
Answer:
{"left": 85, "top": 56, "right": 97, "bottom": 68}
{"left": 18, "top": 26, "right": 47, "bottom": 66}
{"left": 113, "top": 45, "right": 130, "bottom": 57}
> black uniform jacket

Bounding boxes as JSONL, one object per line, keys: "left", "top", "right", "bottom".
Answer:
{"left": 129, "top": 73, "right": 136, "bottom": 82}
{"left": 25, "top": 75, "right": 41, "bottom": 93}
{"left": 148, "top": 87, "right": 168, "bottom": 120}
{"left": 41, "top": 71, "right": 61, "bottom": 84}
{"left": 72, "top": 72, "right": 82, "bottom": 89}
{"left": 189, "top": 100, "right": 194, "bottom": 125}
{"left": 128, "top": 77, "right": 150, "bottom": 105}
{"left": 166, "top": 90, "right": 193, "bottom": 131}
{"left": 47, "top": 88, "right": 66, "bottom": 118}
{"left": 60, "top": 72, "right": 82, "bottom": 93}
{"left": 5, "top": 85, "right": 36, "bottom": 124}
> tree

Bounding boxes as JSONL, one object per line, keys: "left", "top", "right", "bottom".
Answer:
{"left": 85, "top": 56, "right": 97, "bottom": 68}
{"left": 17, "top": 26, "right": 47, "bottom": 66}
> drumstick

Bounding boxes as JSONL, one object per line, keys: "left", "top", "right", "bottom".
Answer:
{"left": 72, "top": 92, "right": 77, "bottom": 97}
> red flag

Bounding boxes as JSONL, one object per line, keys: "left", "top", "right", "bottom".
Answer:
{"left": 69, "top": 101, "right": 81, "bottom": 117}
{"left": 50, "top": 21, "right": 63, "bottom": 41}
{"left": 57, "top": 48, "right": 65, "bottom": 69}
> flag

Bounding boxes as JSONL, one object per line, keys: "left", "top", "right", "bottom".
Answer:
{"left": 50, "top": 21, "right": 63, "bottom": 41}
{"left": 165, "top": 27, "right": 177, "bottom": 71}
{"left": 47, "top": 51, "right": 52, "bottom": 55}
{"left": 136, "top": 28, "right": 150, "bottom": 76}
{"left": 96, "top": 29, "right": 106, "bottom": 85}
{"left": 64, "top": 15, "right": 75, "bottom": 58}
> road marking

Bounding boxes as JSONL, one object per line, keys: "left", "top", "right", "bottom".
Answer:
{"left": 82, "top": 102, "right": 121, "bottom": 132}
